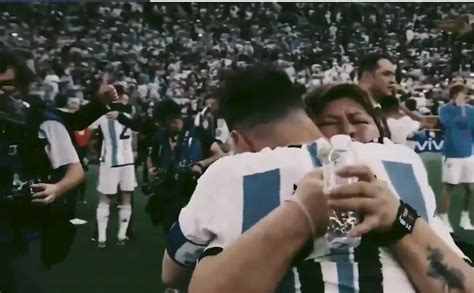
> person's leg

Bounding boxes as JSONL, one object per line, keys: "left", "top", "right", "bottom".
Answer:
{"left": 439, "top": 183, "right": 455, "bottom": 214}
{"left": 78, "top": 178, "right": 87, "bottom": 203}
{"left": 0, "top": 246, "right": 17, "bottom": 292}
{"left": 117, "top": 191, "right": 132, "bottom": 244}
{"left": 439, "top": 158, "right": 460, "bottom": 231}
{"left": 439, "top": 183, "right": 455, "bottom": 231}
{"left": 78, "top": 148, "right": 88, "bottom": 203}
{"left": 67, "top": 189, "right": 78, "bottom": 220}
{"left": 126, "top": 192, "right": 135, "bottom": 240}
{"left": 96, "top": 163, "right": 117, "bottom": 247}
{"left": 458, "top": 158, "right": 474, "bottom": 230}
{"left": 96, "top": 194, "right": 111, "bottom": 247}
{"left": 460, "top": 183, "right": 474, "bottom": 230}
{"left": 117, "top": 165, "right": 136, "bottom": 244}
{"left": 463, "top": 183, "right": 472, "bottom": 211}
{"left": 10, "top": 240, "right": 49, "bottom": 293}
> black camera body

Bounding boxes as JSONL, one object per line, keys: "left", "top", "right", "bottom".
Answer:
{"left": 0, "top": 181, "right": 34, "bottom": 205}
{"left": 0, "top": 173, "right": 44, "bottom": 216}
{"left": 143, "top": 165, "right": 198, "bottom": 198}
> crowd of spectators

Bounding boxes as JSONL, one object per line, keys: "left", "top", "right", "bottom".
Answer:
{"left": 1, "top": 2, "right": 473, "bottom": 116}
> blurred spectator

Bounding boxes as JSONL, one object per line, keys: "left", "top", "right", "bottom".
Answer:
{"left": 0, "top": 2, "right": 472, "bottom": 119}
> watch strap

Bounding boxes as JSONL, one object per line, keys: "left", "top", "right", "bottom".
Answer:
{"left": 368, "top": 200, "right": 419, "bottom": 246}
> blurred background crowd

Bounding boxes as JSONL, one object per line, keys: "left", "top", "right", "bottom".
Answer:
{"left": 1, "top": 2, "right": 473, "bottom": 119}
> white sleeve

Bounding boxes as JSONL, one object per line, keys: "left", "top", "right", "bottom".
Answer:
{"left": 89, "top": 116, "right": 104, "bottom": 130}
{"left": 166, "top": 161, "right": 228, "bottom": 267}
{"left": 408, "top": 118, "right": 421, "bottom": 133}
{"left": 39, "top": 121, "right": 79, "bottom": 169}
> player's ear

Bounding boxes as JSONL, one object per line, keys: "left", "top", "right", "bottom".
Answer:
{"left": 231, "top": 130, "right": 249, "bottom": 154}
{"left": 230, "top": 130, "right": 241, "bottom": 146}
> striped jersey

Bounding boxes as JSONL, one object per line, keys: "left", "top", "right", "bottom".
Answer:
{"left": 90, "top": 115, "right": 134, "bottom": 167}
{"left": 167, "top": 138, "right": 464, "bottom": 292}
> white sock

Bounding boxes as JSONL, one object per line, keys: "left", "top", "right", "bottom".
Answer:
{"left": 97, "top": 203, "right": 110, "bottom": 243}
{"left": 461, "top": 211, "right": 470, "bottom": 220}
{"left": 118, "top": 205, "right": 132, "bottom": 241}
{"left": 439, "top": 213, "right": 449, "bottom": 222}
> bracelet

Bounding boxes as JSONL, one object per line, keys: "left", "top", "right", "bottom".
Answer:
{"left": 285, "top": 197, "right": 316, "bottom": 237}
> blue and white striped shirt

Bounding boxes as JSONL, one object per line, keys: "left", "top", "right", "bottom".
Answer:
{"left": 168, "top": 138, "right": 464, "bottom": 292}
{"left": 90, "top": 115, "right": 134, "bottom": 167}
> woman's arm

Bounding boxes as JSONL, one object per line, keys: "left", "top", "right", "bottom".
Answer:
{"left": 392, "top": 219, "right": 474, "bottom": 292}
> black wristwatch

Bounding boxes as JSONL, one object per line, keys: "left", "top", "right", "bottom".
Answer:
{"left": 370, "top": 200, "right": 419, "bottom": 246}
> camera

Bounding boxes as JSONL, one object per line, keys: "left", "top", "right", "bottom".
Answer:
{"left": 0, "top": 179, "right": 35, "bottom": 208}
{"left": 0, "top": 172, "right": 45, "bottom": 207}
{"left": 142, "top": 165, "right": 198, "bottom": 198}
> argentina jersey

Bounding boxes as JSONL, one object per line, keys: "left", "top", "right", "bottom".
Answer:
{"left": 167, "top": 138, "right": 465, "bottom": 292}
{"left": 90, "top": 115, "right": 134, "bottom": 167}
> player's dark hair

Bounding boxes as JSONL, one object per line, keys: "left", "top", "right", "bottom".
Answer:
{"left": 304, "top": 83, "right": 385, "bottom": 137}
{"left": 405, "top": 98, "right": 418, "bottom": 111}
{"left": 357, "top": 53, "right": 392, "bottom": 79}
{"left": 153, "top": 99, "right": 182, "bottom": 124}
{"left": 379, "top": 95, "right": 400, "bottom": 113}
{"left": 220, "top": 64, "right": 303, "bottom": 130}
{"left": 449, "top": 84, "right": 466, "bottom": 100}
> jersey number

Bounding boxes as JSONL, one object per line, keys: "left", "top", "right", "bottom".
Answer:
{"left": 120, "top": 127, "right": 130, "bottom": 140}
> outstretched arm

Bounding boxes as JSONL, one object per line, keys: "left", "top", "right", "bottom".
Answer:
{"left": 58, "top": 100, "right": 110, "bottom": 131}
{"left": 59, "top": 76, "right": 118, "bottom": 131}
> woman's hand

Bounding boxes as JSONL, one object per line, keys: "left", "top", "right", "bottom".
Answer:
{"left": 327, "top": 164, "right": 400, "bottom": 237}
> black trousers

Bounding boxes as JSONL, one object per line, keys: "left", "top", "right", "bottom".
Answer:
{"left": 0, "top": 240, "right": 48, "bottom": 293}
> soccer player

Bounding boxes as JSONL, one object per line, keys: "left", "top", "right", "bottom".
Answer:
{"left": 439, "top": 84, "right": 474, "bottom": 231}
{"left": 162, "top": 66, "right": 471, "bottom": 292}
{"left": 90, "top": 95, "right": 137, "bottom": 248}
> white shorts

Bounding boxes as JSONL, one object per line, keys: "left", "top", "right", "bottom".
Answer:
{"left": 97, "top": 163, "right": 137, "bottom": 194}
{"left": 442, "top": 157, "right": 474, "bottom": 185}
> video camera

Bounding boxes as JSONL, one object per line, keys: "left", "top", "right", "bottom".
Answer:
{"left": 142, "top": 164, "right": 198, "bottom": 198}
{"left": 0, "top": 176, "right": 40, "bottom": 208}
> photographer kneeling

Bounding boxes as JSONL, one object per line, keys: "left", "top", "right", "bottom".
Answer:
{"left": 146, "top": 100, "right": 224, "bottom": 234}
{"left": 0, "top": 48, "right": 84, "bottom": 292}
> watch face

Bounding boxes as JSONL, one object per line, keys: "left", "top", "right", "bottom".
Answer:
{"left": 400, "top": 204, "right": 418, "bottom": 233}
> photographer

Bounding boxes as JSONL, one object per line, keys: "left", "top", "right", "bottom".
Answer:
{"left": 0, "top": 48, "right": 84, "bottom": 292}
{"left": 145, "top": 99, "right": 224, "bottom": 234}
